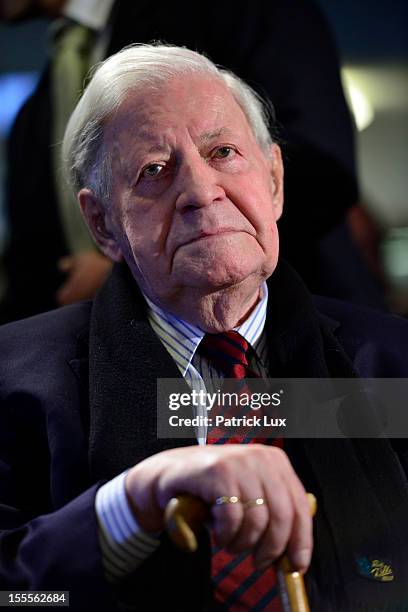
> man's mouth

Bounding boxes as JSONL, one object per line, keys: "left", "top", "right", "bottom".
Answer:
{"left": 180, "top": 229, "right": 240, "bottom": 248}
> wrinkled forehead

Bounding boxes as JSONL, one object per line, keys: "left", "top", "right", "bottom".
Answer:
{"left": 103, "top": 73, "right": 255, "bottom": 152}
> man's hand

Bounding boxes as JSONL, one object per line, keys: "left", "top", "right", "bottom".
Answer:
{"left": 56, "top": 251, "right": 113, "bottom": 305}
{"left": 125, "top": 444, "right": 313, "bottom": 572}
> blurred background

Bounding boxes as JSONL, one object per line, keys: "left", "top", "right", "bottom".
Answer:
{"left": 0, "top": 0, "right": 407, "bottom": 314}
{"left": 319, "top": 0, "right": 408, "bottom": 315}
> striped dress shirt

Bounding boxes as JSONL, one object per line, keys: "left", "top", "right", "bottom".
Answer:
{"left": 95, "top": 283, "right": 269, "bottom": 582}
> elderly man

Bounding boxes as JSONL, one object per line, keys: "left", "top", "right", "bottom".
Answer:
{"left": 0, "top": 45, "right": 407, "bottom": 611}
{"left": 1, "top": 0, "right": 386, "bottom": 325}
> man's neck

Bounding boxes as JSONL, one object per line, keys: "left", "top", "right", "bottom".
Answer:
{"left": 194, "top": 287, "right": 262, "bottom": 333}
{"left": 151, "top": 279, "right": 264, "bottom": 333}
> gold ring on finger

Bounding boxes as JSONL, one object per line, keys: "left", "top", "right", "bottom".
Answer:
{"left": 214, "top": 495, "right": 240, "bottom": 506}
{"left": 242, "top": 497, "right": 265, "bottom": 509}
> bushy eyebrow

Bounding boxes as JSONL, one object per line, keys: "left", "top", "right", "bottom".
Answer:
{"left": 198, "top": 128, "right": 232, "bottom": 144}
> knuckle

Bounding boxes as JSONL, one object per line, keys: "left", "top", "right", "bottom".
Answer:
{"left": 273, "top": 445, "right": 290, "bottom": 465}
{"left": 272, "top": 499, "right": 293, "bottom": 525}
{"left": 249, "top": 443, "right": 267, "bottom": 455}
{"left": 206, "top": 457, "right": 233, "bottom": 484}
{"left": 297, "top": 497, "right": 312, "bottom": 521}
{"left": 264, "top": 445, "right": 291, "bottom": 471}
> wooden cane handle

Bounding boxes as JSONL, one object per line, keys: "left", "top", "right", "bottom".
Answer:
{"left": 164, "top": 494, "right": 209, "bottom": 552}
{"left": 165, "top": 492, "right": 317, "bottom": 611}
{"left": 276, "top": 493, "right": 317, "bottom": 612}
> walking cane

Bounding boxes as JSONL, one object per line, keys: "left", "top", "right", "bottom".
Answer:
{"left": 165, "top": 492, "right": 317, "bottom": 612}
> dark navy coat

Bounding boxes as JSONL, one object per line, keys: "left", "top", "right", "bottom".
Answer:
{"left": 0, "top": 263, "right": 407, "bottom": 611}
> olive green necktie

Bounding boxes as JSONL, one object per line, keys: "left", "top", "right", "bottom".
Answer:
{"left": 52, "top": 21, "right": 96, "bottom": 254}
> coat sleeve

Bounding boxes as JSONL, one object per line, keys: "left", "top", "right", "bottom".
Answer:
{"left": 0, "top": 395, "right": 115, "bottom": 610}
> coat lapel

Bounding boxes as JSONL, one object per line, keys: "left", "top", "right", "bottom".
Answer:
{"left": 88, "top": 263, "right": 195, "bottom": 482}
{"left": 264, "top": 259, "right": 334, "bottom": 377}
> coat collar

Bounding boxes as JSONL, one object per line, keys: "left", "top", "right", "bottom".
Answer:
{"left": 265, "top": 259, "right": 353, "bottom": 378}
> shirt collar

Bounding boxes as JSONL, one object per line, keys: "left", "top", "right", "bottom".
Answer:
{"left": 145, "top": 283, "right": 268, "bottom": 376}
{"left": 63, "top": 0, "right": 115, "bottom": 30}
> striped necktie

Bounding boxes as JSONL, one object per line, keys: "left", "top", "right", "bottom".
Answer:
{"left": 198, "top": 331, "right": 282, "bottom": 611}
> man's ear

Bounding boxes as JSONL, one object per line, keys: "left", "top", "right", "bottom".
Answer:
{"left": 268, "top": 143, "right": 284, "bottom": 221}
{"left": 78, "top": 188, "right": 124, "bottom": 262}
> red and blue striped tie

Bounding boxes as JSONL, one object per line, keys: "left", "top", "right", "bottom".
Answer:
{"left": 198, "top": 331, "right": 282, "bottom": 611}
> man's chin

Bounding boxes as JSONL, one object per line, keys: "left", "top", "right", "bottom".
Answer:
{"left": 174, "top": 266, "right": 263, "bottom": 294}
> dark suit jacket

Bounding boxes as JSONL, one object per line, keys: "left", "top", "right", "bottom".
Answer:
{"left": 0, "top": 262, "right": 407, "bottom": 611}
{"left": 2, "top": 0, "right": 361, "bottom": 322}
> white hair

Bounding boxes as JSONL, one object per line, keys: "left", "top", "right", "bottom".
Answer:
{"left": 62, "top": 43, "right": 276, "bottom": 205}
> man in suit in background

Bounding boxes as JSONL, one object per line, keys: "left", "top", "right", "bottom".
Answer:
{"left": 0, "top": 44, "right": 407, "bottom": 611}
{"left": 0, "top": 0, "right": 385, "bottom": 324}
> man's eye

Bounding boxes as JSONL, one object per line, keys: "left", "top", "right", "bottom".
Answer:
{"left": 141, "top": 164, "right": 164, "bottom": 178}
{"left": 213, "top": 146, "right": 233, "bottom": 159}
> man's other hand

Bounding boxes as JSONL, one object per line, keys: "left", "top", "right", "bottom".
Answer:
{"left": 125, "top": 444, "right": 313, "bottom": 572}
{"left": 56, "top": 251, "right": 112, "bottom": 305}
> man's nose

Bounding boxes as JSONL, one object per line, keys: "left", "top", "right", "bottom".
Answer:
{"left": 175, "top": 157, "right": 226, "bottom": 212}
